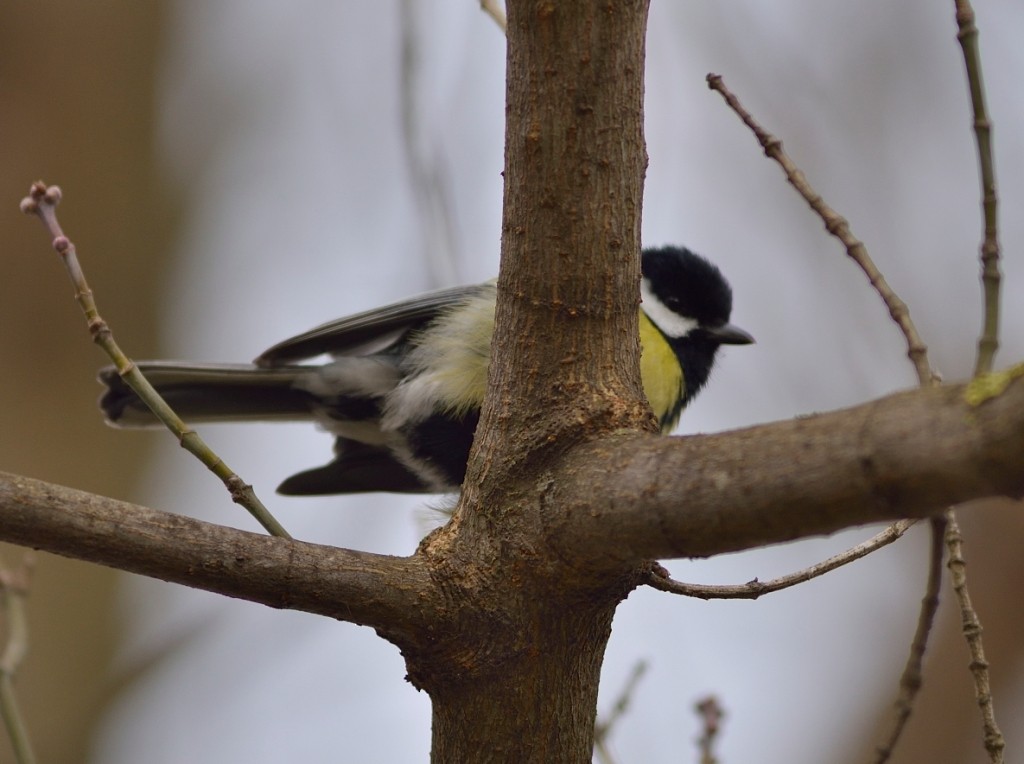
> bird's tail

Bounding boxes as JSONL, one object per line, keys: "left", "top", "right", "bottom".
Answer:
{"left": 98, "top": 362, "right": 316, "bottom": 427}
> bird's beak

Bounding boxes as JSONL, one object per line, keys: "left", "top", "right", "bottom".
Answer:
{"left": 705, "top": 322, "right": 755, "bottom": 345}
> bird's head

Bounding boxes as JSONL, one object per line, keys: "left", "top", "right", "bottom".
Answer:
{"left": 640, "top": 245, "right": 754, "bottom": 404}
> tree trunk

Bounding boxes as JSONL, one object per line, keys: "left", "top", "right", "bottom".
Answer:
{"left": 429, "top": 600, "right": 618, "bottom": 762}
{"left": 408, "top": 2, "right": 653, "bottom": 760}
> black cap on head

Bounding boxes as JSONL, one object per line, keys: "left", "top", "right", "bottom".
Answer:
{"left": 640, "top": 245, "right": 734, "bottom": 327}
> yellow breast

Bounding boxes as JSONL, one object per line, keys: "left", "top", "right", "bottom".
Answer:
{"left": 423, "top": 294, "right": 684, "bottom": 431}
{"left": 639, "top": 311, "right": 684, "bottom": 432}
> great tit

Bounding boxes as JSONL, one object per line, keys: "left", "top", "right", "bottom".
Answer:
{"left": 99, "top": 245, "right": 753, "bottom": 495}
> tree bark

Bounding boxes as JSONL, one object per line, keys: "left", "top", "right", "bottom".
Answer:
{"left": 547, "top": 379, "right": 1024, "bottom": 562}
{"left": 429, "top": 598, "right": 619, "bottom": 763}
{"left": 420, "top": 3, "right": 653, "bottom": 758}
{"left": 2, "top": 376, "right": 1022, "bottom": 622}
{"left": 462, "top": 0, "right": 653, "bottom": 515}
{"left": 0, "top": 473, "right": 434, "bottom": 634}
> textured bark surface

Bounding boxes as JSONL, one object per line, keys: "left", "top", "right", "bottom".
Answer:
{"left": 422, "top": 3, "right": 653, "bottom": 758}
{"left": 3, "top": 377, "right": 1023, "bottom": 603}
{"left": 463, "top": 0, "right": 654, "bottom": 515}
{"left": 2, "top": 372, "right": 1023, "bottom": 760}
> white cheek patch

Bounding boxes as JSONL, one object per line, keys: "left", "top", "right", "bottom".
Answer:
{"left": 640, "top": 278, "right": 699, "bottom": 339}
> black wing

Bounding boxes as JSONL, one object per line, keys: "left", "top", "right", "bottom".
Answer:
{"left": 277, "top": 440, "right": 431, "bottom": 494}
{"left": 255, "top": 283, "right": 487, "bottom": 367}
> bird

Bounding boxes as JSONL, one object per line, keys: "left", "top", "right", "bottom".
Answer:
{"left": 99, "top": 245, "right": 753, "bottom": 495}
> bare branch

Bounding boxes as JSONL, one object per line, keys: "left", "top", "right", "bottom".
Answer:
{"left": 953, "top": 0, "right": 1002, "bottom": 376}
{"left": 0, "top": 471, "right": 433, "bottom": 637}
{"left": 705, "top": 66, "right": 964, "bottom": 763}
{"left": 19, "top": 182, "right": 291, "bottom": 539}
{"left": 9, "top": 376, "right": 1021, "bottom": 618}
{"left": 706, "top": 74, "right": 938, "bottom": 388}
{"left": 547, "top": 378, "right": 1024, "bottom": 564}
{"left": 945, "top": 511, "right": 1006, "bottom": 762}
{"left": 947, "top": 5, "right": 1006, "bottom": 749}
{"left": 647, "top": 521, "right": 916, "bottom": 600}
{"left": 872, "top": 516, "right": 946, "bottom": 763}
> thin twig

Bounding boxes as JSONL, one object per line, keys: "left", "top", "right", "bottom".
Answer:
{"left": 953, "top": 0, "right": 1002, "bottom": 376}
{"left": 479, "top": 0, "right": 507, "bottom": 32}
{"left": 872, "top": 515, "right": 946, "bottom": 763}
{"left": 647, "top": 520, "right": 916, "bottom": 600}
{"left": 706, "top": 73, "right": 938, "bottom": 388}
{"left": 593, "top": 660, "right": 648, "bottom": 764}
{"left": 0, "top": 553, "right": 37, "bottom": 764}
{"left": 951, "top": 4, "right": 1005, "bottom": 756}
{"left": 944, "top": 511, "right": 1005, "bottom": 763}
{"left": 705, "top": 74, "right": 956, "bottom": 762}
{"left": 695, "top": 696, "right": 724, "bottom": 764}
{"left": 19, "top": 182, "right": 291, "bottom": 540}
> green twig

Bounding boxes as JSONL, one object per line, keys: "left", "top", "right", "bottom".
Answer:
{"left": 20, "top": 182, "right": 291, "bottom": 540}
{"left": 954, "top": 0, "right": 1002, "bottom": 376}
{"left": 950, "top": 3, "right": 1005, "bottom": 757}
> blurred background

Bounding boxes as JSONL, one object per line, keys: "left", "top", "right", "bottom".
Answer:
{"left": 2, "top": 2, "right": 1022, "bottom": 762}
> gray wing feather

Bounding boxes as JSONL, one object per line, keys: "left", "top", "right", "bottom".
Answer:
{"left": 255, "top": 283, "right": 487, "bottom": 366}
